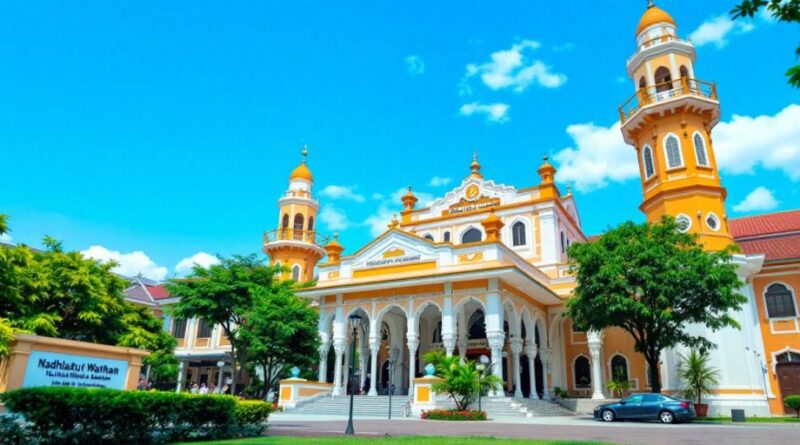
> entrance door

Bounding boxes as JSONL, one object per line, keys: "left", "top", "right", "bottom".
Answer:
{"left": 778, "top": 364, "right": 800, "bottom": 412}
{"left": 520, "top": 355, "right": 531, "bottom": 397}
{"left": 534, "top": 355, "right": 544, "bottom": 398}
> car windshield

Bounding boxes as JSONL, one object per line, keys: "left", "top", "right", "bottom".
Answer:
{"left": 622, "top": 395, "right": 643, "bottom": 404}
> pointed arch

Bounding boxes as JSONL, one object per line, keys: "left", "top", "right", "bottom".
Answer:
{"left": 461, "top": 227, "right": 483, "bottom": 244}
{"left": 692, "top": 131, "right": 709, "bottom": 167}
{"left": 291, "top": 264, "right": 301, "bottom": 281}
{"left": 663, "top": 133, "right": 683, "bottom": 169}
{"left": 642, "top": 145, "right": 655, "bottom": 179}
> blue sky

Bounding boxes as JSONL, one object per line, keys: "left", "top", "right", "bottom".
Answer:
{"left": 1, "top": 1, "right": 798, "bottom": 280}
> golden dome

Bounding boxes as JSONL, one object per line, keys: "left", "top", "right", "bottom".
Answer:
{"left": 290, "top": 145, "right": 314, "bottom": 182}
{"left": 636, "top": 2, "right": 676, "bottom": 35}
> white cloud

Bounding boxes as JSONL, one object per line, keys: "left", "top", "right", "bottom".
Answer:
{"left": 459, "top": 102, "right": 510, "bottom": 123}
{"left": 371, "top": 192, "right": 384, "bottom": 200}
{"left": 428, "top": 176, "right": 451, "bottom": 187}
{"left": 0, "top": 233, "right": 12, "bottom": 244}
{"left": 174, "top": 252, "right": 220, "bottom": 276}
{"left": 714, "top": 104, "right": 800, "bottom": 180}
{"left": 81, "top": 245, "right": 168, "bottom": 281}
{"left": 552, "top": 121, "right": 637, "bottom": 192}
{"left": 364, "top": 204, "right": 397, "bottom": 237}
{"left": 733, "top": 187, "right": 779, "bottom": 213}
{"left": 319, "top": 206, "right": 352, "bottom": 231}
{"left": 319, "top": 185, "right": 366, "bottom": 202}
{"left": 462, "top": 39, "right": 566, "bottom": 92}
{"left": 552, "top": 104, "right": 800, "bottom": 192}
{"left": 552, "top": 42, "right": 575, "bottom": 52}
{"left": 689, "top": 14, "right": 754, "bottom": 48}
{"left": 361, "top": 188, "right": 436, "bottom": 237}
{"left": 405, "top": 55, "right": 425, "bottom": 75}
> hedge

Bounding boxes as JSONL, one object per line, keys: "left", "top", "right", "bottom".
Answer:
{"left": 0, "top": 387, "right": 272, "bottom": 445}
{"left": 421, "top": 409, "right": 487, "bottom": 421}
{"left": 786, "top": 395, "right": 800, "bottom": 418}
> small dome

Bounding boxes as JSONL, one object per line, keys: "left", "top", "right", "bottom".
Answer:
{"left": 636, "top": 3, "right": 676, "bottom": 35}
{"left": 290, "top": 145, "right": 313, "bottom": 182}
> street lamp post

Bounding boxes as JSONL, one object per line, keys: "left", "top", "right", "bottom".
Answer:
{"left": 345, "top": 314, "right": 362, "bottom": 436}
{"left": 387, "top": 358, "right": 395, "bottom": 419}
{"left": 477, "top": 354, "right": 491, "bottom": 413}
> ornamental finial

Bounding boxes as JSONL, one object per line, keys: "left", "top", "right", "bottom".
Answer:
{"left": 301, "top": 144, "right": 308, "bottom": 163}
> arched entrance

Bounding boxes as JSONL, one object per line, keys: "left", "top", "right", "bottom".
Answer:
{"left": 777, "top": 351, "right": 800, "bottom": 412}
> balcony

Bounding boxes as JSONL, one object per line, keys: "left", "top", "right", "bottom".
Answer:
{"left": 619, "top": 77, "right": 717, "bottom": 125}
{"left": 263, "top": 228, "right": 330, "bottom": 249}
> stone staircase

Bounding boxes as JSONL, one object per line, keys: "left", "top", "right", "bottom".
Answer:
{"left": 471, "top": 397, "right": 575, "bottom": 418}
{"left": 290, "top": 395, "right": 413, "bottom": 418}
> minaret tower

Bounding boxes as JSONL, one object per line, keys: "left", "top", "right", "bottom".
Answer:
{"left": 620, "top": 1, "right": 733, "bottom": 250}
{"left": 262, "top": 146, "right": 327, "bottom": 281}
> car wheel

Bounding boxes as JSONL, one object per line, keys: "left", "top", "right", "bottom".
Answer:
{"left": 601, "top": 409, "right": 616, "bottom": 422}
{"left": 659, "top": 410, "right": 675, "bottom": 424}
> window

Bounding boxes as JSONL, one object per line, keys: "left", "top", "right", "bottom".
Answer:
{"left": 705, "top": 213, "right": 720, "bottom": 231}
{"left": 765, "top": 284, "right": 797, "bottom": 318}
{"left": 643, "top": 145, "right": 655, "bottom": 178}
{"left": 654, "top": 66, "right": 672, "bottom": 92}
{"left": 560, "top": 231, "right": 566, "bottom": 254}
{"left": 281, "top": 213, "right": 289, "bottom": 229}
{"left": 196, "top": 319, "right": 212, "bottom": 339}
{"left": 676, "top": 214, "right": 692, "bottom": 233}
{"left": 643, "top": 394, "right": 663, "bottom": 403}
{"left": 461, "top": 228, "right": 482, "bottom": 244}
{"left": 638, "top": 76, "right": 646, "bottom": 89}
{"left": 574, "top": 356, "right": 591, "bottom": 388}
{"left": 444, "top": 231, "right": 451, "bottom": 242}
{"left": 424, "top": 234, "right": 434, "bottom": 242}
{"left": 693, "top": 133, "right": 709, "bottom": 167}
{"left": 623, "top": 394, "right": 643, "bottom": 404}
{"left": 293, "top": 214, "right": 304, "bottom": 240}
{"left": 291, "top": 265, "right": 301, "bottom": 282}
{"left": 610, "top": 355, "right": 629, "bottom": 382}
{"left": 308, "top": 216, "right": 314, "bottom": 232}
{"left": 467, "top": 310, "right": 486, "bottom": 339}
{"left": 777, "top": 351, "right": 800, "bottom": 364}
{"left": 172, "top": 319, "right": 187, "bottom": 339}
{"left": 512, "top": 222, "right": 526, "bottom": 246}
{"left": 432, "top": 322, "right": 442, "bottom": 343}
{"left": 664, "top": 135, "right": 682, "bottom": 169}
{"left": 679, "top": 65, "right": 689, "bottom": 78}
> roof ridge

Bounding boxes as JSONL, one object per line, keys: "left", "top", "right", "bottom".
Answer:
{"left": 730, "top": 208, "right": 800, "bottom": 221}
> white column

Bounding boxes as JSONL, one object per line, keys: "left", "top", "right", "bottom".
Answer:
{"left": 540, "top": 349, "right": 552, "bottom": 400}
{"left": 332, "top": 339, "right": 346, "bottom": 396}
{"left": 588, "top": 330, "right": 605, "bottom": 400}
{"left": 407, "top": 334, "right": 419, "bottom": 396}
{"left": 526, "top": 343, "right": 539, "bottom": 399}
{"left": 317, "top": 340, "right": 331, "bottom": 382}
{"left": 343, "top": 336, "right": 352, "bottom": 394}
{"left": 457, "top": 309, "right": 468, "bottom": 361}
{"left": 359, "top": 334, "right": 367, "bottom": 393}
{"left": 487, "top": 333, "right": 505, "bottom": 396}
{"left": 175, "top": 361, "right": 186, "bottom": 392}
{"left": 511, "top": 338, "right": 524, "bottom": 398}
{"left": 442, "top": 283, "right": 456, "bottom": 357}
{"left": 368, "top": 340, "right": 379, "bottom": 396}
{"left": 389, "top": 347, "right": 400, "bottom": 394}
{"left": 485, "top": 278, "right": 505, "bottom": 397}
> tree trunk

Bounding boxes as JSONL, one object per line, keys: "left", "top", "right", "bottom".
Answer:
{"left": 646, "top": 354, "right": 662, "bottom": 393}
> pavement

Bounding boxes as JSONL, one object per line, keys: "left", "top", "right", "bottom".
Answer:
{"left": 268, "top": 412, "right": 800, "bottom": 444}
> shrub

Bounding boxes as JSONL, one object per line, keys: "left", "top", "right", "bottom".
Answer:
{"left": 0, "top": 387, "right": 270, "bottom": 445}
{"left": 786, "top": 395, "right": 800, "bottom": 418}
{"left": 421, "top": 409, "right": 487, "bottom": 421}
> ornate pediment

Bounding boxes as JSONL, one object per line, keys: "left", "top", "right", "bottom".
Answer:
{"left": 349, "top": 230, "right": 438, "bottom": 269}
{"left": 427, "top": 178, "right": 517, "bottom": 216}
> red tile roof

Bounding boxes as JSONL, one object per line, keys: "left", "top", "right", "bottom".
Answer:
{"left": 145, "top": 284, "right": 172, "bottom": 300}
{"left": 731, "top": 210, "right": 800, "bottom": 262}
{"left": 730, "top": 210, "right": 800, "bottom": 238}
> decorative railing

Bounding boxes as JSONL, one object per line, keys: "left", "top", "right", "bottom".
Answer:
{"left": 619, "top": 77, "right": 717, "bottom": 124}
{"left": 263, "top": 229, "right": 330, "bottom": 248}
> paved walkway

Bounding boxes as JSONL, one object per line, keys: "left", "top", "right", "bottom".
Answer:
{"left": 268, "top": 414, "right": 799, "bottom": 445}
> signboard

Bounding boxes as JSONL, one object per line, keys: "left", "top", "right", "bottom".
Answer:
{"left": 448, "top": 197, "right": 500, "bottom": 215}
{"left": 366, "top": 254, "right": 421, "bottom": 268}
{"left": 22, "top": 351, "right": 129, "bottom": 390}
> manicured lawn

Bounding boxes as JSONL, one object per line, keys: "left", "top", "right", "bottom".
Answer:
{"left": 173, "top": 437, "right": 609, "bottom": 445}
{"left": 696, "top": 416, "right": 800, "bottom": 423}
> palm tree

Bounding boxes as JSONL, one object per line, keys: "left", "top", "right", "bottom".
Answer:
{"left": 423, "top": 351, "right": 502, "bottom": 411}
{"left": 677, "top": 349, "right": 720, "bottom": 405}
{"left": 606, "top": 370, "right": 631, "bottom": 398}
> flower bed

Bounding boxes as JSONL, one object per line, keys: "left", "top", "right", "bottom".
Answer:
{"left": 421, "top": 409, "right": 487, "bottom": 421}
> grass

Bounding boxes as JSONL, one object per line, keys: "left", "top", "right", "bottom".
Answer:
{"left": 696, "top": 416, "right": 800, "bottom": 423}
{"left": 172, "top": 437, "right": 609, "bottom": 445}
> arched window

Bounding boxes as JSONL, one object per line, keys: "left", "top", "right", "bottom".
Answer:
{"left": 461, "top": 228, "right": 482, "bottom": 244}
{"left": 693, "top": 133, "right": 709, "bottom": 167}
{"left": 654, "top": 66, "right": 672, "bottom": 92}
{"left": 293, "top": 214, "right": 304, "bottom": 240}
{"left": 610, "top": 355, "right": 629, "bottom": 382}
{"left": 432, "top": 322, "right": 442, "bottom": 344}
{"left": 308, "top": 216, "right": 314, "bottom": 232}
{"left": 281, "top": 213, "right": 289, "bottom": 229}
{"left": 765, "top": 284, "right": 797, "bottom": 318}
{"left": 664, "top": 134, "right": 682, "bottom": 169}
{"left": 291, "top": 265, "right": 301, "bottom": 282}
{"left": 574, "top": 356, "right": 591, "bottom": 388}
{"left": 512, "top": 222, "right": 526, "bottom": 246}
{"left": 560, "top": 231, "right": 566, "bottom": 254}
{"left": 443, "top": 231, "right": 451, "bottom": 242}
{"left": 679, "top": 65, "right": 689, "bottom": 78}
{"left": 424, "top": 234, "right": 434, "bottom": 242}
{"left": 467, "top": 310, "right": 486, "bottom": 339}
{"left": 777, "top": 351, "right": 800, "bottom": 364}
{"left": 643, "top": 145, "right": 655, "bottom": 178}
{"left": 638, "top": 76, "right": 646, "bottom": 89}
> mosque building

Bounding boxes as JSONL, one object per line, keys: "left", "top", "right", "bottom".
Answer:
{"left": 168, "top": 2, "right": 800, "bottom": 416}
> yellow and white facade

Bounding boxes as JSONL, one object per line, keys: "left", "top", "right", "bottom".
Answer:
{"left": 265, "top": 2, "right": 799, "bottom": 417}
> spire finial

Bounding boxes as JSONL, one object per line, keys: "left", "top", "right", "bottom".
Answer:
{"left": 301, "top": 144, "right": 308, "bottom": 163}
{"left": 647, "top": 0, "right": 655, "bottom": 8}
{"left": 470, "top": 149, "right": 483, "bottom": 177}
{"left": 333, "top": 231, "right": 339, "bottom": 240}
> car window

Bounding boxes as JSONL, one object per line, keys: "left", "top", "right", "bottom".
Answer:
{"left": 642, "top": 394, "right": 661, "bottom": 403}
{"left": 624, "top": 395, "right": 644, "bottom": 404}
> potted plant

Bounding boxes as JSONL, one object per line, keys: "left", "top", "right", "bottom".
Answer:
{"left": 606, "top": 370, "right": 630, "bottom": 398}
{"left": 677, "top": 349, "right": 720, "bottom": 417}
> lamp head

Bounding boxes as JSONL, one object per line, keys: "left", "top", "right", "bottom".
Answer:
{"left": 479, "top": 354, "right": 490, "bottom": 365}
{"left": 348, "top": 314, "right": 363, "bottom": 330}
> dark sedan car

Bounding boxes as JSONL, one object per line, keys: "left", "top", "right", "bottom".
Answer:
{"left": 594, "top": 393, "right": 695, "bottom": 424}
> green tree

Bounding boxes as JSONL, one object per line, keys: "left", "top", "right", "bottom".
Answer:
{"left": 166, "top": 254, "right": 278, "bottom": 395}
{"left": 677, "top": 349, "right": 720, "bottom": 405}
{"left": 116, "top": 304, "right": 179, "bottom": 387}
{"left": 731, "top": 0, "right": 800, "bottom": 87}
{"left": 566, "top": 216, "right": 745, "bottom": 393}
{"left": 423, "top": 351, "right": 502, "bottom": 410}
{"left": 238, "top": 282, "right": 319, "bottom": 400}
